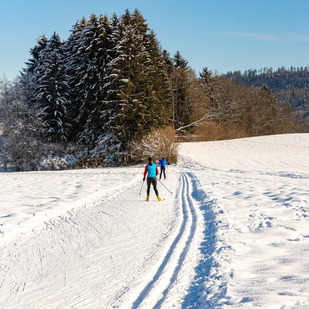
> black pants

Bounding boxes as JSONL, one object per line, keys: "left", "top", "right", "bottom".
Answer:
{"left": 160, "top": 166, "right": 166, "bottom": 179}
{"left": 147, "top": 177, "right": 159, "bottom": 196}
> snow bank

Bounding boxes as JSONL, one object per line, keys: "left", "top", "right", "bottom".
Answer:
{"left": 179, "top": 133, "right": 309, "bottom": 308}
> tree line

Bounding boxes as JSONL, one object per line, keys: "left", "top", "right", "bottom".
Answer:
{"left": 0, "top": 9, "right": 306, "bottom": 171}
{"left": 223, "top": 66, "right": 309, "bottom": 124}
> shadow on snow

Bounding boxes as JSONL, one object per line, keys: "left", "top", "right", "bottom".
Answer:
{"left": 182, "top": 172, "right": 227, "bottom": 309}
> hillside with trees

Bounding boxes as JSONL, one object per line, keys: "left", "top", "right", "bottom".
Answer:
{"left": 0, "top": 9, "right": 307, "bottom": 171}
{"left": 223, "top": 67, "right": 309, "bottom": 124}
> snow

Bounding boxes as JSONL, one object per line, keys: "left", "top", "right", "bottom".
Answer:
{"left": 1, "top": 133, "right": 309, "bottom": 308}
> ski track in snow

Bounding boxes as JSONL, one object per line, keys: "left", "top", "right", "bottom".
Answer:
{"left": 128, "top": 172, "right": 198, "bottom": 308}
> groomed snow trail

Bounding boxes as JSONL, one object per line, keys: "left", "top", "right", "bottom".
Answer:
{"left": 0, "top": 167, "right": 207, "bottom": 309}
{"left": 125, "top": 172, "right": 202, "bottom": 309}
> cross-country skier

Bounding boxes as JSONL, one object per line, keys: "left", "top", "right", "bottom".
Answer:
{"left": 159, "top": 157, "right": 168, "bottom": 179}
{"left": 143, "top": 157, "right": 162, "bottom": 202}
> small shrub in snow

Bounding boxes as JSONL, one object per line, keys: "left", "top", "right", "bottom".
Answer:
{"left": 39, "top": 154, "right": 79, "bottom": 170}
{"left": 130, "top": 127, "right": 178, "bottom": 164}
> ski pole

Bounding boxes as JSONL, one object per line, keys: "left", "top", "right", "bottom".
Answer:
{"left": 139, "top": 179, "right": 145, "bottom": 195}
{"left": 158, "top": 179, "right": 173, "bottom": 194}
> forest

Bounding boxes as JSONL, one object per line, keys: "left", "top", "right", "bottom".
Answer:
{"left": 0, "top": 9, "right": 307, "bottom": 171}
{"left": 223, "top": 67, "right": 309, "bottom": 124}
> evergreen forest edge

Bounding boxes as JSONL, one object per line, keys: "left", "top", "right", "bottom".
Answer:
{"left": 0, "top": 9, "right": 308, "bottom": 171}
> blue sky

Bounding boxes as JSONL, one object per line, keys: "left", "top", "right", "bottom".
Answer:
{"left": 1, "top": 0, "right": 309, "bottom": 80}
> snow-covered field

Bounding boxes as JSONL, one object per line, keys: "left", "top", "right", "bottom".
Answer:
{"left": 1, "top": 133, "right": 309, "bottom": 308}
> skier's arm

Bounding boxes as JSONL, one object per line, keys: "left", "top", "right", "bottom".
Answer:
{"left": 156, "top": 166, "right": 159, "bottom": 176}
{"left": 143, "top": 165, "right": 148, "bottom": 180}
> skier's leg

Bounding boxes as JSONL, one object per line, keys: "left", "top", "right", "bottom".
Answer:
{"left": 153, "top": 179, "right": 162, "bottom": 201}
{"left": 152, "top": 178, "right": 159, "bottom": 196}
{"left": 147, "top": 178, "right": 151, "bottom": 196}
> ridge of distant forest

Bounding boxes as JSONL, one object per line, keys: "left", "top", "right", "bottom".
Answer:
{"left": 222, "top": 67, "right": 309, "bottom": 123}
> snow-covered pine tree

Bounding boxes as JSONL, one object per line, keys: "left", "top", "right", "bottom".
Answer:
{"left": 24, "top": 35, "right": 48, "bottom": 77}
{"left": 93, "top": 13, "right": 123, "bottom": 163}
{"left": 143, "top": 30, "right": 173, "bottom": 129}
{"left": 162, "top": 50, "right": 174, "bottom": 75}
{"left": 36, "top": 32, "right": 71, "bottom": 143}
{"left": 64, "top": 17, "right": 88, "bottom": 142}
{"left": 86, "top": 14, "right": 121, "bottom": 164}
{"left": 199, "top": 67, "right": 218, "bottom": 106}
{"left": 75, "top": 14, "right": 101, "bottom": 146}
{"left": 21, "top": 35, "right": 48, "bottom": 108}
{"left": 101, "top": 9, "right": 172, "bottom": 163}
{"left": 171, "top": 51, "right": 192, "bottom": 130}
{"left": 72, "top": 14, "right": 115, "bottom": 151}
{"left": 100, "top": 9, "right": 149, "bottom": 162}
{"left": 86, "top": 14, "right": 115, "bottom": 146}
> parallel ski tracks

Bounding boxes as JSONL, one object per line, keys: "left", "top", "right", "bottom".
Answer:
{"left": 130, "top": 172, "right": 198, "bottom": 308}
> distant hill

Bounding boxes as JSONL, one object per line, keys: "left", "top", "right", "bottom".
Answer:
{"left": 222, "top": 67, "right": 309, "bottom": 124}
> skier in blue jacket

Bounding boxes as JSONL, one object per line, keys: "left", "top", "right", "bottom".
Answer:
{"left": 159, "top": 157, "right": 168, "bottom": 180}
{"left": 143, "top": 157, "right": 162, "bottom": 202}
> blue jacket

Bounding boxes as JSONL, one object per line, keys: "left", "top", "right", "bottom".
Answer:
{"left": 159, "top": 159, "right": 168, "bottom": 167}
{"left": 144, "top": 163, "right": 159, "bottom": 178}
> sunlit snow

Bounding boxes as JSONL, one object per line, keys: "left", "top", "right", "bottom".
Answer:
{"left": 1, "top": 133, "right": 309, "bottom": 308}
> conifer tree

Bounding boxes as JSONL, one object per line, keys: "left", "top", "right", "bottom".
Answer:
{"left": 171, "top": 51, "right": 192, "bottom": 130}
{"left": 72, "top": 14, "right": 115, "bottom": 149}
{"left": 24, "top": 35, "right": 48, "bottom": 77}
{"left": 173, "top": 50, "right": 188, "bottom": 69}
{"left": 64, "top": 17, "right": 88, "bottom": 141}
{"left": 199, "top": 67, "right": 220, "bottom": 115}
{"left": 162, "top": 50, "right": 174, "bottom": 75}
{"left": 21, "top": 35, "right": 48, "bottom": 108}
{"left": 101, "top": 9, "right": 151, "bottom": 160}
{"left": 143, "top": 30, "right": 172, "bottom": 128}
{"left": 73, "top": 14, "right": 102, "bottom": 146}
{"left": 36, "top": 32, "right": 71, "bottom": 143}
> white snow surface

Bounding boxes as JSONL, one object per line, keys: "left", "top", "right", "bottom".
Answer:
{"left": 1, "top": 133, "right": 309, "bottom": 308}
